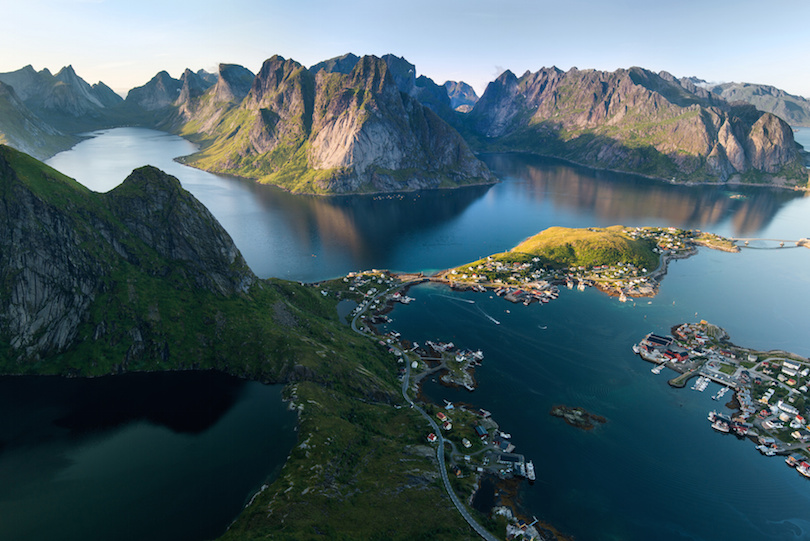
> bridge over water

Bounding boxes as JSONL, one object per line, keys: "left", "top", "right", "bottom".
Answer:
{"left": 729, "top": 237, "right": 810, "bottom": 248}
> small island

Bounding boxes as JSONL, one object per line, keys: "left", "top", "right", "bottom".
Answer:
{"left": 550, "top": 405, "right": 607, "bottom": 431}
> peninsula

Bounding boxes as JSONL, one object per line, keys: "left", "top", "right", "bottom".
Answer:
{"left": 440, "top": 225, "right": 738, "bottom": 301}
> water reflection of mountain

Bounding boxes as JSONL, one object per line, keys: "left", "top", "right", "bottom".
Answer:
{"left": 50, "top": 372, "right": 245, "bottom": 435}
{"left": 233, "top": 179, "right": 493, "bottom": 263}
{"left": 483, "top": 153, "right": 802, "bottom": 236}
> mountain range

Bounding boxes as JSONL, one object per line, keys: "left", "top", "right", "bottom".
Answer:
{"left": 465, "top": 66, "right": 806, "bottom": 184}
{"left": 0, "top": 57, "right": 807, "bottom": 192}
{"left": 173, "top": 54, "right": 494, "bottom": 193}
{"left": 709, "top": 81, "right": 810, "bottom": 127}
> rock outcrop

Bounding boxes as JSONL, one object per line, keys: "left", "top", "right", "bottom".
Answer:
{"left": 468, "top": 66, "right": 806, "bottom": 184}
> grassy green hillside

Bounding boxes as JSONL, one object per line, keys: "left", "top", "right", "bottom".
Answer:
{"left": 455, "top": 226, "right": 659, "bottom": 275}
{"left": 511, "top": 226, "right": 660, "bottom": 269}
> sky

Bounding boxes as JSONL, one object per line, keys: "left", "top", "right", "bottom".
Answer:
{"left": 1, "top": 0, "right": 809, "bottom": 98}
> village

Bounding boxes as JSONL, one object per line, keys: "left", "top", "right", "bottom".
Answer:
{"left": 635, "top": 321, "right": 810, "bottom": 479}
{"left": 442, "top": 226, "right": 738, "bottom": 302}
{"left": 321, "top": 269, "right": 546, "bottom": 540}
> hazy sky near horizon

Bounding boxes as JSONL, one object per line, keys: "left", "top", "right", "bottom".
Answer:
{"left": 2, "top": 0, "right": 809, "bottom": 97}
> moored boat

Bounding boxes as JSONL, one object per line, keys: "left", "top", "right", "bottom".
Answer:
{"left": 525, "top": 460, "right": 536, "bottom": 481}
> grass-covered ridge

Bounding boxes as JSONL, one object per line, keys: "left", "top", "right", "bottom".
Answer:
{"left": 511, "top": 226, "right": 660, "bottom": 269}
{"left": 455, "top": 226, "right": 659, "bottom": 274}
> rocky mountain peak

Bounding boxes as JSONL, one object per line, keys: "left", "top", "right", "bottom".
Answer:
{"left": 182, "top": 54, "right": 494, "bottom": 194}
{"left": 444, "top": 80, "right": 478, "bottom": 112}
{"left": 247, "top": 55, "right": 310, "bottom": 109}
{"left": 125, "top": 71, "right": 182, "bottom": 111}
{"left": 350, "top": 55, "right": 397, "bottom": 96}
{"left": 380, "top": 54, "right": 416, "bottom": 92}
{"left": 468, "top": 64, "right": 805, "bottom": 184}
{"left": 309, "top": 53, "right": 360, "bottom": 75}
{"left": 213, "top": 63, "right": 254, "bottom": 103}
{"left": 176, "top": 68, "right": 214, "bottom": 106}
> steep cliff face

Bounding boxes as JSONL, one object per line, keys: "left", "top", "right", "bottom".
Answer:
{"left": 212, "top": 64, "right": 255, "bottom": 103}
{"left": 0, "top": 148, "right": 104, "bottom": 357}
{"left": 175, "top": 69, "right": 215, "bottom": 112}
{"left": 309, "top": 53, "right": 360, "bottom": 76}
{"left": 307, "top": 56, "right": 491, "bottom": 192}
{"left": 172, "top": 63, "right": 256, "bottom": 136}
{"left": 0, "top": 146, "right": 254, "bottom": 365}
{"left": 468, "top": 66, "right": 806, "bottom": 184}
{"left": 182, "top": 55, "right": 494, "bottom": 194}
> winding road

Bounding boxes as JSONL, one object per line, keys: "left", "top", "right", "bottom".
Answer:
{"left": 350, "top": 281, "right": 501, "bottom": 541}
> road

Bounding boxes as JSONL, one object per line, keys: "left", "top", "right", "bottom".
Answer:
{"left": 350, "top": 281, "right": 501, "bottom": 541}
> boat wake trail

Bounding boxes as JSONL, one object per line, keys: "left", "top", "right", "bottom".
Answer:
{"left": 476, "top": 305, "right": 500, "bottom": 325}
{"left": 432, "top": 293, "right": 475, "bottom": 304}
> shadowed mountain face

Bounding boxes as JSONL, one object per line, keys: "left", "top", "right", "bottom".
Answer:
{"left": 444, "top": 80, "right": 479, "bottom": 112}
{"left": 468, "top": 66, "right": 807, "bottom": 185}
{"left": 0, "top": 145, "right": 255, "bottom": 368}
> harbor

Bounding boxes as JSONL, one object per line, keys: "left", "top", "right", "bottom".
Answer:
{"left": 634, "top": 321, "right": 810, "bottom": 477}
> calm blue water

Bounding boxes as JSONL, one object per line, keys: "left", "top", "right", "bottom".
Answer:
{"left": 42, "top": 127, "right": 810, "bottom": 540}
{"left": 385, "top": 266, "right": 810, "bottom": 540}
{"left": 47, "top": 127, "right": 809, "bottom": 282}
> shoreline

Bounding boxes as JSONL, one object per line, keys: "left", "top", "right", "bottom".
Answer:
{"left": 480, "top": 149, "right": 810, "bottom": 193}
{"left": 176, "top": 155, "right": 499, "bottom": 197}
{"left": 633, "top": 321, "right": 810, "bottom": 463}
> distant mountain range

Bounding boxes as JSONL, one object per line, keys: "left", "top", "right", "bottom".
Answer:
{"left": 0, "top": 81, "right": 80, "bottom": 159}
{"left": 0, "top": 58, "right": 807, "bottom": 192}
{"left": 0, "top": 65, "right": 123, "bottom": 132}
{"left": 465, "top": 66, "right": 806, "bottom": 184}
{"left": 708, "top": 81, "right": 810, "bottom": 127}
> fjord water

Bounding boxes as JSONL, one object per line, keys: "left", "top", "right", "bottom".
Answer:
{"left": 0, "top": 372, "right": 296, "bottom": 541}
{"left": 47, "top": 127, "right": 809, "bottom": 282}
{"left": 39, "top": 127, "right": 810, "bottom": 540}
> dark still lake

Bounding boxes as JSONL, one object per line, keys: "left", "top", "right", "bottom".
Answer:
{"left": 0, "top": 372, "right": 296, "bottom": 541}
{"left": 39, "top": 127, "right": 810, "bottom": 540}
